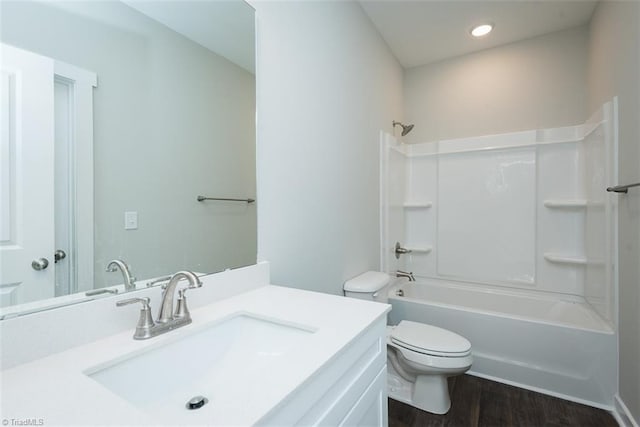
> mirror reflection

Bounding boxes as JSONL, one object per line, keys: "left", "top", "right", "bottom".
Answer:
{"left": 0, "top": 0, "right": 256, "bottom": 315}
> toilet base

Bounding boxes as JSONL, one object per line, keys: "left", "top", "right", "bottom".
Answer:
{"left": 413, "top": 374, "right": 451, "bottom": 414}
{"left": 387, "top": 371, "right": 413, "bottom": 403}
{"left": 387, "top": 369, "right": 451, "bottom": 415}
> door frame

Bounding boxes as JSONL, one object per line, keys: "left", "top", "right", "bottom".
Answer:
{"left": 53, "top": 60, "right": 97, "bottom": 294}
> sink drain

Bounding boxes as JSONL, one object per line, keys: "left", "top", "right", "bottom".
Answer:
{"left": 186, "top": 396, "right": 208, "bottom": 410}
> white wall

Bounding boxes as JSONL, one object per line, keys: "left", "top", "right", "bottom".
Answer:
{"left": 404, "top": 26, "right": 588, "bottom": 143}
{"left": 252, "top": 1, "right": 403, "bottom": 295}
{"left": 1, "top": 2, "right": 256, "bottom": 288}
{"left": 588, "top": 1, "right": 640, "bottom": 423}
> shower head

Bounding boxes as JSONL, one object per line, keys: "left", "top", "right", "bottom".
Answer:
{"left": 393, "top": 120, "right": 414, "bottom": 136}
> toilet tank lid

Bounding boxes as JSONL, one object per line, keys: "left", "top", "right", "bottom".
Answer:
{"left": 344, "top": 271, "right": 390, "bottom": 293}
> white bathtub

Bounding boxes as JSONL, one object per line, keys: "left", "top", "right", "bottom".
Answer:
{"left": 387, "top": 278, "right": 617, "bottom": 409}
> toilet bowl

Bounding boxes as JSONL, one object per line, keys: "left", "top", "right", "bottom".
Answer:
{"left": 344, "top": 271, "right": 472, "bottom": 414}
{"left": 386, "top": 321, "right": 472, "bottom": 414}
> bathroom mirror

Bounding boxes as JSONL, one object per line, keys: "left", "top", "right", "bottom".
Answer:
{"left": 0, "top": 0, "right": 256, "bottom": 315}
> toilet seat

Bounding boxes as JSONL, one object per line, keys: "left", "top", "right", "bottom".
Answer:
{"left": 390, "top": 321, "right": 471, "bottom": 358}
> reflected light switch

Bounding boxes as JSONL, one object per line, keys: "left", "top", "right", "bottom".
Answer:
{"left": 124, "top": 211, "right": 138, "bottom": 230}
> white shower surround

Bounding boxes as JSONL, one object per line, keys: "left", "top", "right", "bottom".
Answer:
{"left": 380, "top": 99, "right": 618, "bottom": 407}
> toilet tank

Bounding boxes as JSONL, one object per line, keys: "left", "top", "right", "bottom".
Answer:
{"left": 343, "top": 271, "right": 391, "bottom": 303}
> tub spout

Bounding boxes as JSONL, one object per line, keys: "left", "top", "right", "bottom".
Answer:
{"left": 396, "top": 270, "right": 415, "bottom": 281}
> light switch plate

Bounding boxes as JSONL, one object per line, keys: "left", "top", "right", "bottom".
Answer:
{"left": 124, "top": 211, "right": 138, "bottom": 230}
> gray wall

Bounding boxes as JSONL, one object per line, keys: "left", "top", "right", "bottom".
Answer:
{"left": 1, "top": 1, "right": 256, "bottom": 288}
{"left": 588, "top": 1, "right": 640, "bottom": 421}
{"left": 253, "top": 0, "right": 404, "bottom": 295}
{"left": 253, "top": 1, "right": 637, "bottom": 419}
{"left": 404, "top": 26, "right": 588, "bottom": 142}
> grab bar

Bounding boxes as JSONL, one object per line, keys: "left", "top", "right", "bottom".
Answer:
{"left": 606, "top": 183, "right": 640, "bottom": 194}
{"left": 197, "top": 196, "right": 255, "bottom": 203}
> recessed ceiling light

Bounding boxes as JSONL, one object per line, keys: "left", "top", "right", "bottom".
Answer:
{"left": 470, "top": 24, "right": 494, "bottom": 38}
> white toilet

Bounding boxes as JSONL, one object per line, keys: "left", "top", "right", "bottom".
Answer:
{"left": 344, "top": 271, "right": 472, "bottom": 414}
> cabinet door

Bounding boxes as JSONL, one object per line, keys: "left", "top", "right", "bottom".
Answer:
{"left": 339, "top": 366, "right": 388, "bottom": 427}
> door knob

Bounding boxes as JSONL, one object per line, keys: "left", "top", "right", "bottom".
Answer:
{"left": 32, "top": 258, "right": 49, "bottom": 271}
{"left": 54, "top": 249, "right": 66, "bottom": 263}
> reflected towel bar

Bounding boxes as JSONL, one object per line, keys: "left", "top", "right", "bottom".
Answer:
{"left": 606, "top": 183, "right": 640, "bottom": 194}
{"left": 197, "top": 196, "right": 255, "bottom": 203}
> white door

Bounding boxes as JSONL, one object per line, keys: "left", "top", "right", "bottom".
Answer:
{"left": 0, "top": 43, "right": 55, "bottom": 307}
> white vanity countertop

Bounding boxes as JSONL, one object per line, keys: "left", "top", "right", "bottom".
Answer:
{"left": 0, "top": 285, "right": 390, "bottom": 426}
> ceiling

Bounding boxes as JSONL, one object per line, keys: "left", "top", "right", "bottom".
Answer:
{"left": 122, "top": 0, "right": 255, "bottom": 74}
{"left": 120, "top": 0, "right": 597, "bottom": 74}
{"left": 359, "top": 0, "right": 598, "bottom": 69}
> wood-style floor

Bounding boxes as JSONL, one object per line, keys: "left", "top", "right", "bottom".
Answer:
{"left": 388, "top": 374, "right": 618, "bottom": 427}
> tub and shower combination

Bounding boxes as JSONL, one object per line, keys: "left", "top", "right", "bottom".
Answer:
{"left": 387, "top": 277, "right": 615, "bottom": 407}
{"left": 380, "top": 101, "right": 618, "bottom": 408}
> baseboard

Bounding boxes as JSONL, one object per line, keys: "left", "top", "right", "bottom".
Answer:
{"left": 613, "top": 395, "right": 639, "bottom": 427}
{"left": 466, "top": 370, "right": 613, "bottom": 411}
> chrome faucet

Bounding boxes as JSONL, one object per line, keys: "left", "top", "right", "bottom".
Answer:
{"left": 106, "top": 259, "right": 136, "bottom": 291}
{"left": 117, "top": 270, "right": 202, "bottom": 340}
{"left": 157, "top": 271, "right": 202, "bottom": 323}
{"left": 396, "top": 270, "right": 415, "bottom": 281}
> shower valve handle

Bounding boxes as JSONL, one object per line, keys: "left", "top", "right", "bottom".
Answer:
{"left": 395, "top": 242, "right": 412, "bottom": 259}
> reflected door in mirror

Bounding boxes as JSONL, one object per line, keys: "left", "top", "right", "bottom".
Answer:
{"left": 1, "top": 43, "right": 55, "bottom": 306}
{"left": 0, "top": 44, "right": 97, "bottom": 308}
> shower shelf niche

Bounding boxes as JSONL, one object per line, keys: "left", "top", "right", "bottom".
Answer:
{"left": 543, "top": 253, "right": 587, "bottom": 265}
{"left": 404, "top": 246, "right": 432, "bottom": 254}
{"left": 543, "top": 199, "right": 588, "bottom": 208}
{"left": 543, "top": 199, "right": 605, "bottom": 209}
{"left": 403, "top": 202, "right": 432, "bottom": 209}
{"left": 544, "top": 254, "right": 605, "bottom": 266}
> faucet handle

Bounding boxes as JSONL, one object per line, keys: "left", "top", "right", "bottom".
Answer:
{"left": 117, "top": 297, "right": 155, "bottom": 340}
{"left": 116, "top": 297, "right": 150, "bottom": 308}
{"left": 172, "top": 275, "right": 202, "bottom": 319}
{"left": 395, "top": 242, "right": 412, "bottom": 259}
{"left": 174, "top": 289, "right": 191, "bottom": 319}
{"left": 147, "top": 276, "right": 172, "bottom": 288}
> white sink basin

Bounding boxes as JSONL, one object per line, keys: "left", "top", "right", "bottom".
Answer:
{"left": 85, "top": 313, "right": 316, "bottom": 416}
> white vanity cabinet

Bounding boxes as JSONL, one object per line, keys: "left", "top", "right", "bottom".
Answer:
{"left": 258, "top": 317, "right": 388, "bottom": 426}
{"left": 0, "top": 264, "right": 391, "bottom": 426}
